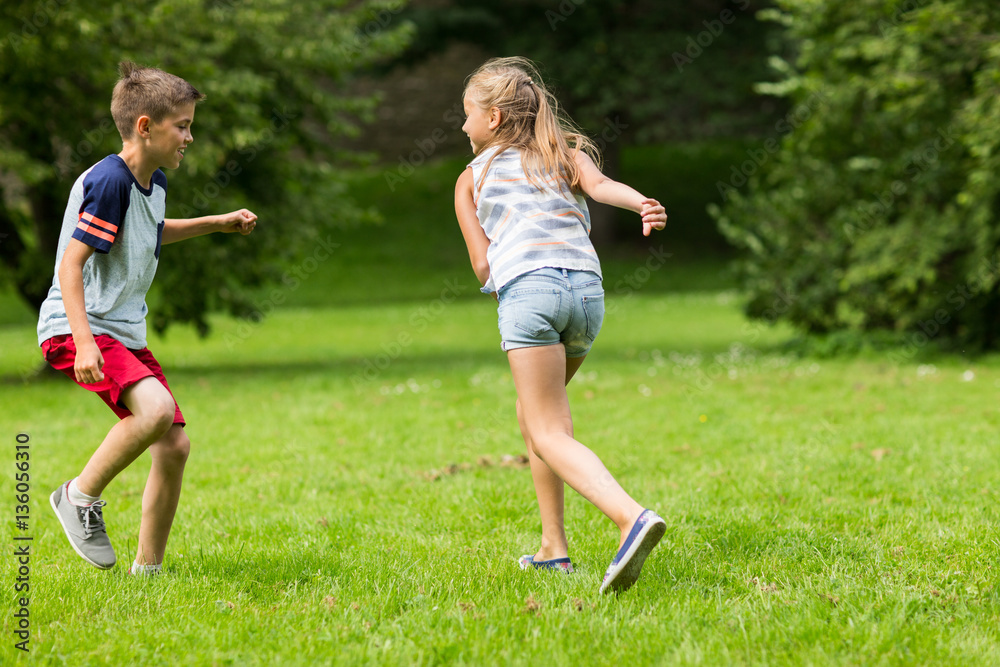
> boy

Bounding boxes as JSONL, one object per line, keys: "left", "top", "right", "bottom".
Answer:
{"left": 38, "top": 62, "right": 258, "bottom": 574}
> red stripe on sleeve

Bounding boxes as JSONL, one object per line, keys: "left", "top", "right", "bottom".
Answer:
{"left": 76, "top": 220, "right": 115, "bottom": 244}
{"left": 80, "top": 211, "right": 119, "bottom": 235}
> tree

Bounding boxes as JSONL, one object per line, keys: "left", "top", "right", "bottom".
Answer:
{"left": 393, "top": 0, "right": 783, "bottom": 242}
{"left": 712, "top": 0, "right": 1000, "bottom": 350}
{"left": 0, "top": 0, "right": 412, "bottom": 335}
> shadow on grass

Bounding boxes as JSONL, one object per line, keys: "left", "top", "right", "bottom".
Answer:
{"left": 0, "top": 362, "right": 61, "bottom": 385}
{"left": 3, "top": 336, "right": 810, "bottom": 386}
{"left": 168, "top": 350, "right": 504, "bottom": 380}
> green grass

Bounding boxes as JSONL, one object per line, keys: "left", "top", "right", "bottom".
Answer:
{"left": 1, "top": 293, "right": 999, "bottom": 665}
{"left": 1, "top": 148, "right": 998, "bottom": 664}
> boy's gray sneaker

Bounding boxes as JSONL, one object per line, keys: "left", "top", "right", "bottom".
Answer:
{"left": 49, "top": 482, "right": 116, "bottom": 569}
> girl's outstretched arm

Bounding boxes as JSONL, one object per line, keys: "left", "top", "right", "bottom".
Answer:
{"left": 574, "top": 152, "right": 667, "bottom": 236}
{"left": 455, "top": 168, "right": 492, "bottom": 288}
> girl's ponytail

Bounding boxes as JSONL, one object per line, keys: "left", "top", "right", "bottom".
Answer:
{"left": 464, "top": 57, "right": 600, "bottom": 195}
{"left": 529, "top": 81, "right": 600, "bottom": 192}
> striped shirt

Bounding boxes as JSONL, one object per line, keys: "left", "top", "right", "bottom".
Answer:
{"left": 38, "top": 155, "right": 167, "bottom": 349}
{"left": 469, "top": 147, "right": 601, "bottom": 294}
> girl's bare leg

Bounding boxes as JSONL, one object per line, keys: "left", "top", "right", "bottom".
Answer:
{"left": 508, "top": 344, "right": 644, "bottom": 550}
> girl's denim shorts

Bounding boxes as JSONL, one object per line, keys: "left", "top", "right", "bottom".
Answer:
{"left": 496, "top": 267, "right": 605, "bottom": 358}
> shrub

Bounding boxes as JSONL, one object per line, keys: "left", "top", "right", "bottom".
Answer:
{"left": 712, "top": 0, "right": 1000, "bottom": 350}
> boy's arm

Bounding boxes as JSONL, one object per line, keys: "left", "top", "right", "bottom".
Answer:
{"left": 455, "top": 168, "right": 492, "bottom": 289}
{"left": 573, "top": 152, "right": 667, "bottom": 236}
{"left": 162, "top": 208, "right": 258, "bottom": 244}
{"left": 58, "top": 239, "right": 104, "bottom": 383}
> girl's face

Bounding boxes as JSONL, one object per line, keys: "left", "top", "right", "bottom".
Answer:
{"left": 462, "top": 94, "right": 498, "bottom": 154}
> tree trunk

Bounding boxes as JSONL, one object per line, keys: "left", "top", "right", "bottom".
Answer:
{"left": 0, "top": 191, "right": 26, "bottom": 279}
{"left": 18, "top": 178, "right": 66, "bottom": 311}
{"left": 0, "top": 189, "right": 46, "bottom": 311}
{"left": 981, "top": 284, "right": 1000, "bottom": 351}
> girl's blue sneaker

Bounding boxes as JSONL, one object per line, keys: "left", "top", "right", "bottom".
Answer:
{"left": 518, "top": 554, "right": 574, "bottom": 573}
{"left": 599, "top": 509, "right": 666, "bottom": 594}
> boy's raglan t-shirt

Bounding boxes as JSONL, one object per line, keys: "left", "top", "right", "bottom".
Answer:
{"left": 37, "top": 155, "right": 167, "bottom": 349}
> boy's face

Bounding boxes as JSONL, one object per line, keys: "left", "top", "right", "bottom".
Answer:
{"left": 146, "top": 102, "right": 195, "bottom": 170}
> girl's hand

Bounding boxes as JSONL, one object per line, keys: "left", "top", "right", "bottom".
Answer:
{"left": 640, "top": 198, "right": 667, "bottom": 237}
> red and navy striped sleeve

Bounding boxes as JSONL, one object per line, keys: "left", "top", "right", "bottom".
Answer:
{"left": 71, "top": 161, "right": 130, "bottom": 254}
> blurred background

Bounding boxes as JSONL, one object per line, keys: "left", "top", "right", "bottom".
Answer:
{"left": 1, "top": 0, "right": 998, "bottom": 353}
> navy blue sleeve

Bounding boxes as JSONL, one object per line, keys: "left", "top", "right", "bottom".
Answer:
{"left": 71, "top": 160, "right": 131, "bottom": 254}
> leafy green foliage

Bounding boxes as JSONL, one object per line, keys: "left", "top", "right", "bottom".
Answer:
{"left": 391, "top": 1, "right": 786, "bottom": 242}
{"left": 0, "top": 0, "right": 412, "bottom": 334}
{"left": 712, "top": 0, "right": 1000, "bottom": 349}
{"left": 398, "top": 0, "right": 783, "bottom": 143}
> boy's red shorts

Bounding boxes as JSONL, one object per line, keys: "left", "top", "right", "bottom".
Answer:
{"left": 41, "top": 334, "right": 185, "bottom": 425}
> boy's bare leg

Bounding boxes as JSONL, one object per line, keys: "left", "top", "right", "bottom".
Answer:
{"left": 508, "top": 344, "right": 645, "bottom": 548}
{"left": 135, "top": 424, "right": 190, "bottom": 566}
{"left": 76, "top": 377, "right": 176, "bottom": 497}
{"left": 516, "top": 354, "right": 589, "bottom": 561}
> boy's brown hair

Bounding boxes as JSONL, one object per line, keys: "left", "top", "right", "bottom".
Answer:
{"left": 111, "top": 61, "right": 205, "bottom": 140}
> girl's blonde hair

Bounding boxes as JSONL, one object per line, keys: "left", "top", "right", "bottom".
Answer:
{"left": 463, "top": 56, "right": 600, "bottom": 194}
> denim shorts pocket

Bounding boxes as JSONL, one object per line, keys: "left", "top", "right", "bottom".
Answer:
{"left": 574, "top": 275, "right": 603, "bottom": 290}
{"left": 581, "top": 292, "right": 605, "bottom": 342}
{"left": 509, "top": 288, "right": 562, "bottom": 337}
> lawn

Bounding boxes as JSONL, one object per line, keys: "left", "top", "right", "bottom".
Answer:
{"left": 2, "top": 290, "right": 999, "bottom": 664}
{"left": 1, "top": 152, "right": 999, "bottom": 665}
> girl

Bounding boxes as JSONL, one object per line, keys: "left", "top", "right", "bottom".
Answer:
{"left": 454, "top": 57, "right": 668, "bottom": 594}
